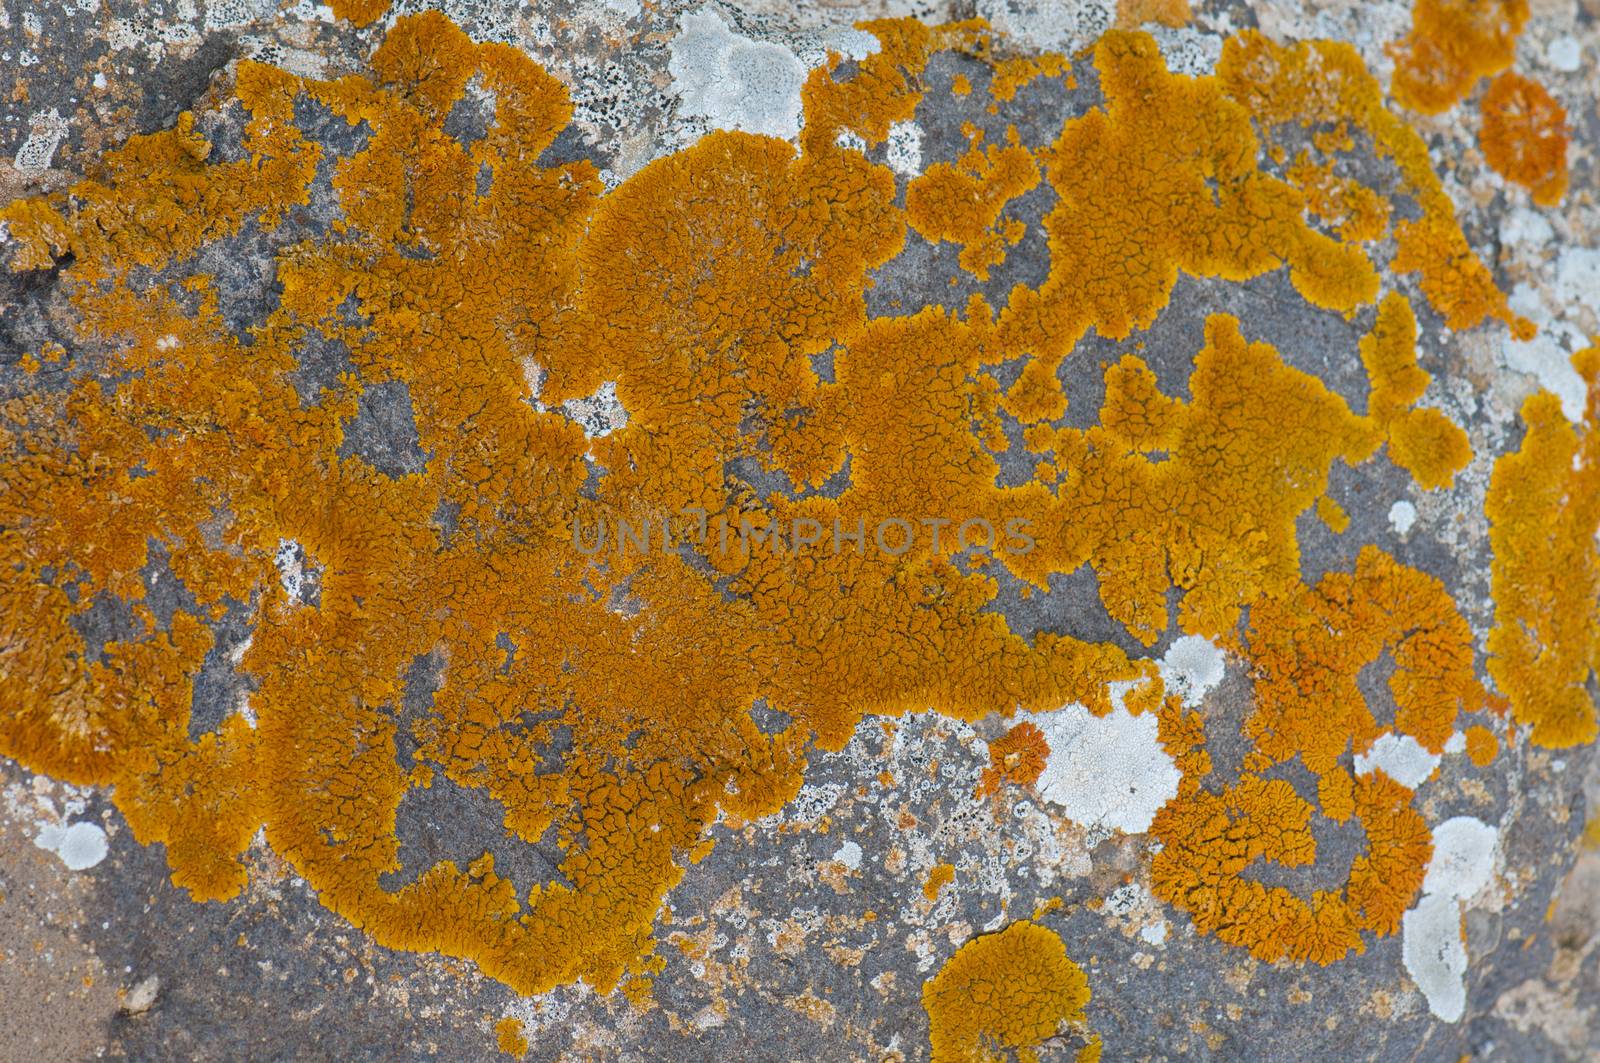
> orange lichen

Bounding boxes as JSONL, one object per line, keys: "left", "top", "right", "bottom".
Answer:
{"left": 922, "top": 921, "right": 1092, "bottom": 1063}
{"left": 1464, "top": 725, "right": 1499, "bottom": 767}
{"left": 1479, "top": 72, "right": 1569, "bottom": 207}
{"left": 906, "top": 126, "right": 1040, "bottom": 280}
{"left": 1285, "top": 156, "right": 1390, "bottom": 244}
{"left": 1218, "top": 31, "right": 1533, "bottom": 338}
{"left": 329, "top": 0, "right": 391, "bottom": 26}
{"left": 494, "top": 1016, "right": 529, "bottom": 1058}
{"left": 1244, "top": 546, "right": 1485, "bottom": 773}
{"left": 1054, "top": 316, "right": 1379, "bottom": 645}
{"left": 1117, "top": 0, "right": 1190, "bottom": 29}
{"left": 925, "top": 862, "right": 958, "bottom": 901}
{"left": 1316, "top": 495, "right": 1350, "bottom": 534}
{"left": 0, "top": 5, "right": 1562, "bottom": 1008}
{"left": 1151, "top": 542, "right": 1482, "bottom": 961}
{"left": 1388, "top": 0, "right": 1528, "bottom": 115}
{"left": 976, "top": 721, "right": 1050, "bottom": 797}
{"left": 989, "top": 54, "right": 1069, "bottom": 104}
{"left": 1151, "top": 770, "right": 1431, "bottom": 963}
{"left": 1359, "top": 293, "right": 1473, "bottom": 490}
{"left": 1485, "top": 348, "right": 1600, "bottom": 748}
{"left": 996, "top": 31, "right": 1379, "bottom": 426}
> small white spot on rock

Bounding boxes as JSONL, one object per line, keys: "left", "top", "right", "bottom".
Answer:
{"left": 562, "top": 381, "right": 628, "bottom": 438}
{"left": 1147, "top": 26, "right": 1223, "bottom": 77}
{"left": 1422, "top": 816, "right": 1499, "bottom": 900}
{"left": 1157, "top": 635, "right": 1225, "bottom": 708}
{"left": 818, "top": 27, "right": 879, "bottom": 62}
{"left": 13, "top": 108, "right": 68, "bottom": 179}
{"left": 835, "top": 129, "right": 867, "bottom": 155}
{"left": 1555, "top": 248, "right": 1600, "bottom": 317}
{"left": 885, "top": 121, "right": 922, "bottom": 178}
{"left": 832, "top": 840, "right": 863, "bottom": 870}
{"left": 122, "top": 974, "right": 160, "bottom": 1015}
{"left": 1545, "top": 36, "right": 1582, "bottom": 73}
{"left": 1027, "top": 700, "right": 1181, "bottom": 835}
{"left": 1139, "top": 918, "right": 1169, "bottom": 946}
{"left": 34, "top": 820, "right": 108, "bottom": 871}
{"left": 977, "top": 0, "right": 1116, "bottom": 56}
{"left": 1503, "top": 331, "right": 1587, "bottom": 424}
{"left": 1388, "top": 499, "right": 1417, "bottom": 537}
{"left": 1403, "top": 893, "right": 1468, "bottom": 1022}
{"left": 1354, "top": 732, "right": 1440, "bottom": 790}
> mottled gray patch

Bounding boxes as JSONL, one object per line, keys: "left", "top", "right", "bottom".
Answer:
{"left": 338, "top": 379, "right": 430, "bottom": 477}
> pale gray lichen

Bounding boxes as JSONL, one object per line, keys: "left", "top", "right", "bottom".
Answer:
{"left": 668, "top": 7, "right": 806, "bottom": 141}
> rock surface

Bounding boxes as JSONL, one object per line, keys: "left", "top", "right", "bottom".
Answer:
{"left": 1, "top": 1, "right": 1598, "bottom": 1060}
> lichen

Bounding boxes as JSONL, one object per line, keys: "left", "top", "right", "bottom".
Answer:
{"left": 1478, "top": 71, "right": 1569, "bottom": 207}
{"left": 922, "top": 920, "right": 1094, "bottom": 1063}
{"left": 1388, "top": 0, "right": 1528, "bottom": 115}
{"left": 0, "top": 4, "right": 1577, "bottom": 1024}
{"left": 1485, "top": 346, "right": 1600, "bottom": 748}
{"left": 493, "top": 1016, "right": 528, "bottom": 1058}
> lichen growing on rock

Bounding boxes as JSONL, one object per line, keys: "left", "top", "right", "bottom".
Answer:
{"left": 0, "top": 2, "right": 1595, "bottom": 1054}
{"left": 922, "top": 919, "right": 1096, "bottom": 1062}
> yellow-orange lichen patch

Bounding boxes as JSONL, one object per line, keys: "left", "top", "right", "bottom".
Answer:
{"left": 494, "top": 1016, "right": 529, "bottom": 1058}
{"left": 989, "top": 54, "right": 1070, "bottom": 104}
{"left": 906, "top": 126, "right": 1040, "bottom": 281}
{"left": 1286, "top": 156, "right": 1390, "bottom": 243}
{"left": 1151, "top": 770, "right": 1431, "bottom": 963}
{"left": 1486, "top": 348, "right": 1600, "bottom": 748}
{"left": 976, "top": 721, "right": 1050, "bottom": 798}
{"left": 1244, "top": 546, "right": 1485, "bottom": 773}
{"left": 1151, "top": 544, "right": 1481, "bottom": 961}
{"left": 1360, "top": 293, "right": 1473, "bottom": 490}
{"left": 1057, "top": 316, "right": 1379, "bottom": 645}
{"left": 1117, "top": 0, "right": 1190, "bottom": 29}
{"left": 922, "top": 920, "right": 1092, "bottom": 1063}
{"left": 1464, "top": 725, "right": 1499, "bottom": 767}
{"left": 329, "top": 0, "right": 392, "bottom": 26}
{"left": 925, "top": 862, "right": 957, "bottom": 901}
{"left": 1479, "top": 72, "right": 1569, "bottom": 207}
{"left": 997, "top": 30, "right": 1378, "bottom": 425}
{"left": 0, "top": 7, "right": 1565, "bottom": 1005}
{"left": 1389, "top": 0, "right": 1528, "bottom": 115}
{"left": 1218, "top": 31, "right": 1532, "bottom": 338}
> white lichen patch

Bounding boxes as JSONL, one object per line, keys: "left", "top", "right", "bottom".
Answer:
{"left": 1388, "top": 499, "right": 1418, "bottom": 537}
{"left": 1354, "top": 732, "right": 1441, "bottom": 790}
{"left": 13, "top": 108, "right": 68, "bottom": 180}
{"left": 668, "top": 8, "right": 806, "bottom": 140}
{"left": 561, "top": 380, "right": 629, "bottom": 438}
{"left": 976, "top": 0, "right": 1116, "bottom": 57}
{"left": 1026, "top": 701, "right": 1181, "bottom": 834}
{"left": 885, "top": 121, "right": 922, "bottom": 178}
{"left": 832, "top": 840, "right": 863, "bottom": 870}
{"left": 1147, "top": 25, "right": 1223, "bottom": 77}
{"left": 1422, "top": 817, "right": 1499, "bottom": 900}
{"left": 1403, "top": 816, "right": 1500, "bottom": 1022}
{"left": 1545, "top": 35, "right": 1583, "bottom": 73}
{"left": 34, "top": 820, "right": 108, "bottom": 871}
{"left": 1402, "top": 893, "right": 1469, "bottom": 1023}
{"left": 275, "top": 539, "right": 307, "bottom": 602}
{"left": 1157, "top": 634, "right": 1225, "bottom": 708}
{"left": 1502, "top": 330, "right": 1587, "bottom": 424}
